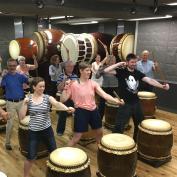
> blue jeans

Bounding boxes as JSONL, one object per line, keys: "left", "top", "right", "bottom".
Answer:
{"left": 113, "top": 101, "right": 144, "bottom": 141}
{"left": 56, "top": 99, "right": 74, "bottom": 134}
{"left": 27, "top": 126, "right": 56, "bottom": 160}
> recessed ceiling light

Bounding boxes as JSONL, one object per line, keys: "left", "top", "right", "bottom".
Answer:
{"left": 126, "top": 15, "right": 172, "bottom": 21}
{"left": 70, "top": 21, "right": 98, "bottom": 25}
{"left": 166, "top": 2, "right": 177, "bottom": 6}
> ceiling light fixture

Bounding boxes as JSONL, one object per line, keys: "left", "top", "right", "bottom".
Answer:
{"left": 166, "top": 2, "right": 177, "bottom": 6}
{"left": 70, "top": 21, "right": 98, "bottom": 25}
{"left": 127, "top": 15, "right": 172, "bottom": 21}
{"left": 48, "top": 16, "right": 74, "bottom": 20}
{"left": 35, "top": 0, "right": 45, "bottom": 9}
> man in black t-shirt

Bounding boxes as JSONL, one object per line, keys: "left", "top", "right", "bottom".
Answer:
{"left": 104, "top": 53, "right": 169, "bottom": 141}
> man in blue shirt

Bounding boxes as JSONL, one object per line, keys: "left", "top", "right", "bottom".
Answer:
{"left": 1, "top": 58, "right": 28, "bottom": 150}
{"left": 136, "top": 50, "right": 158, "bottom": 91}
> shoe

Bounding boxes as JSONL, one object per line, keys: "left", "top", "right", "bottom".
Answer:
{"left": 5, "top": 144, "right": 12, "bottom": 150}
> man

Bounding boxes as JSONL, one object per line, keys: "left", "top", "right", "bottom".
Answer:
{"left": 104, "top": 53, "right": 169, "bottom": 141}
{"left": 1, "top": 59, "right": 28, "bottom": 150}
{"left": 136, "top": 50, "right": 158, "bottom": 91}
{"left": 56, "top": 60, "right": 78, "bottom": 135}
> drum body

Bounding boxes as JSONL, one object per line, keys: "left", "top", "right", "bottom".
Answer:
{"left": 46, "top": 147, "right": 91, "bottom": 177}
{"left": 97, "top": 134, "right": 137, "bottom": 177}
{"left": 32, "top": 29, "right": 65, "bottom": 61}
{"left": 137, "top": 119, "right": 173, "bottom": 167}
{"left": 104, "top": 101, "right": 119, "bottom": 130}
{"left": 0, "top": 99, "right": 7, "bottom": 130}
{"left": 61, "top": 33, "right": 97, "bottom": 64}
{"left": 9, "top": 38, "right": 38, "bottom": 60}
{"left": 18, "top": 116, "right": 48, "bottom": 158}
{"left": 138, "top": 91, "right": 157, "bottom": 118}
{"left": 110, "top": 33, "right": 134, "bottom": 61}
{"left": 0, "top": 171, "right": 7, "bottom": 177}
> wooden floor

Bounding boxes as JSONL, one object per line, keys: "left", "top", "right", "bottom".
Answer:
{"left": 0, "top": 109, "right": 177, "bottom": 177}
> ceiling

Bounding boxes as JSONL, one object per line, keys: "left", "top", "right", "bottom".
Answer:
{"left": 1, "top": 0, "right": 177, "bottom": 24}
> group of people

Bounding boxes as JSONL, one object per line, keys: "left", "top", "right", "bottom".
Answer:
{"left": 0, "top": 49, "right": 169, "bottom": 177}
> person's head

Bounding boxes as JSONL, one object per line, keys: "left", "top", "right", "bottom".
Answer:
{"left": 17, "top": 56, "right": 26, "bottom": 66}
{"left": 95, "top": 54, "right": 101, "bottom": 63}
{"left": 50, "top": 54, "right": 60, "bottom": 65}
{"left": 64, "top": 60, "right": 75, "bottom": 75}
{"left": 7, "top": 59, "right": 18, "bottom": 73}
{"left": 79, "top": 62, "right": 91, "bottom": 79}
{"left": 126, "top": 53, "right": 137, "bottom": 70}
{"left": 141, "top": 50, "right": 150, "bottom": 62}
{"left": 106, "top": 55, "right": 116, "bottom": 66}
{"left": 31, "top": 77, "right": 45, "bottom": 94}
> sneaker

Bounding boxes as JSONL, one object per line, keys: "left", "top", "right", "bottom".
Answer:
{"left": 5, "top": 144, "right": 12, "bottom": 150}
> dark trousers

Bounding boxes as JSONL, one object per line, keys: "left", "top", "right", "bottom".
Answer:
{"left": 113, "top": 101, "right": 144, "bottom": 142}
{"left": 56, "top": 99, "right": 74, "bottom": 134}
{"left": 98, "top": 87, "right": 119, "bottom": 120}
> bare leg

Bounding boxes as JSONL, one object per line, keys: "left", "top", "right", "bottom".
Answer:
{"left": 94, "top": 128, "right": 103, "bottom": 144}
{"left": 24, "top": 160, "right": 34, "bottom": 177}
{"left": 68, "top": 132, "right": 83, "bottom": 146}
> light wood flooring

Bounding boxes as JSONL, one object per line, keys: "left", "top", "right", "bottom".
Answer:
{"left": 0, "top": 109, "right": 177, "bottom": 177}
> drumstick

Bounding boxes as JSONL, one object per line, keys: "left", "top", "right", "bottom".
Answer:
{"left": 113, "top": 91, "right": 121, "bottom": 102}
{"left": 98, "top": 39, "right": 105, "bottom": 47}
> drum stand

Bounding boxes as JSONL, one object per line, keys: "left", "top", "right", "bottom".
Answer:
{"left": 96, "top": 171, "right": 138, "bottom": 177}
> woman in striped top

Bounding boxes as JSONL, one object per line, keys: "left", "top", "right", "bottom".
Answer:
{"left": 19, "top": 77, "right": 75, "bottom": 177}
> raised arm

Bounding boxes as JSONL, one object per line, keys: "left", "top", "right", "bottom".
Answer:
{"left": 142, "top": 77, "right": 169, "bottom": 90}
{"left": 104, "top": 62, "right": 126, "bottom": 73}
{"left": 28, "top": 55, "right": 38, "bottom": 70}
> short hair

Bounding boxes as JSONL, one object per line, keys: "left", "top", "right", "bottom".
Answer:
{"left": 17, "top": 56, "right": 26, "bottom": 62}
{"left": 78, "top": 62, "right": 91, "bottom": 70}
{"left": 7, "top": 58, "right": 17, "bottom": 65}
{"left": 64, "top": 60, "right": 74, "bottom": 68}
{"left": 31, "top": 77, "right": 45, "bottom": 87}
{"left": 141, "top": 50, "right": 150, "bottom": 55}
{"left": 50, "top": 54, "right": 60, "bottom": 65}
{"left": 126, "top": 53, "right": 137, "bottom": 61}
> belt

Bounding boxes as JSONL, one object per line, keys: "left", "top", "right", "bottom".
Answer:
{"left": 7, "top": 98, "right": 24, "bottom": 102}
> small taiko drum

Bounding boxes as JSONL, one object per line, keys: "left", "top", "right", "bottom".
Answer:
{"left": 18, "top": 115, "right": 48, "bottom": 158}
{"left": 97, "top": 133, "right": 137, "bottom": 177}
{"left": 46, "top": 147, "right": 91, "bottom": 177}
{"left": 104, "top": 101, "right": 119, "bottom": 130}
{"left": 0, "top": 171, "right": 7, "bottom": 177}
{"left": 32, "top": 29, "right": 65, "bottom": 61}
{"left": 9, "top": 38, "right": 38, "bottom": 60}
{"left": 0, "top": 99, "right": 7, "bottom": 130}
{"left": 61, "top": 33, "right": 97, "bottom": 64}
{"left": 138, "top": 91, "right": 157, "bottom": 118}
{"left": 137, "top": 119, "right": 173, "bottom": 167}
{"left": 110, "top": 33, "right": 134, "bottom": 61}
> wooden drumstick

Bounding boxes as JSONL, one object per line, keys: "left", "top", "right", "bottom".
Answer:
{"left": 98, "top": 39, "right": 105, "bottom": 47}
{"left": 113, "top": 91, "right": 121, "bottom": 102}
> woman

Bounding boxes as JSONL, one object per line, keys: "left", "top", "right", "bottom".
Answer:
{"left": 48, "top": 54, "right": 63, "bottom": 97}
{"left": 19, "top": 77, "right": 75, "bottom": 177}
{"left": 60, "top": 62, "right": 124, "bottom": 147}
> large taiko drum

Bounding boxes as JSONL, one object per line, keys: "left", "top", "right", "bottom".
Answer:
{"left": 0, "top": 99, "right": 7, "bottom": 131}
{"left": 97, "top": 133, "right": 137, "bottom": 177}
{"left": 32, "top": 29, "right": 65, "bottom": 61}
{"left": 46, "top": 147, "right": 91, "bottom": 177}
{"left": 18, "top": 115, "right": 48, "bottom": 158}
{"left": 104, "top": 101, "right": 119, "bottom": 130}
{"left": 0, "top": 171, "right": 7, "bottom": 177}
{"left": 9, "top": 38, "right": 38, "bottom": 60}
{"left": 138, "top": 91, "right": 157, "bottom": 118}
{"left": 110, "top": 33, "right": 134, "bottom": 61}
{"left": 137, "top": 119, "right": 173, "bottom": 167}
{"left": 61, "top": 33, "right": 97, "bottom": 64}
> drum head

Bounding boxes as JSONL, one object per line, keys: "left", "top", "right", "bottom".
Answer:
{"left": 0, "top": 99, "right": 6, "bottom": 107}
{"left": 141, "top": 119, "right": 171, "bottom": 132}
{"left": 50, "top": 147, "right": 88, "bottom": 167}
{"left": 0, "top": 172, "right": 7, "bottom": 177}
{"left": 20, "top": 115, "right": 30, "bottom": 126}
{"left": 32, "top": 32, "right": 45, "bottom": 60}
{"left": 101, "top": 133, "right": 135, "bottom": 151}
{"left": 138, "top": 91, "right": 156, "bottom": 99}
{"left": 9, "top": 40, "right": 20, "bottom": 59}
{"left": 61, "top": 34, "right": 79, "bottom": 64}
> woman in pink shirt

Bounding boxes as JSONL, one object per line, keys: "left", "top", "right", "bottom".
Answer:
{"left": 61, "top": 62, "right": 124, "bottom": 146}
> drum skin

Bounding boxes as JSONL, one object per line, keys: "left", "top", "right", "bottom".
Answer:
{"left": 137, "top": 119, "right": 173, "bottom": 167}
{"left": 110, "top": 33, "right": 134, "bottom": 61}
{"left": 32, "top": 29, "right": 65, "bottom": 61}
{"left": 104, "top": 102, "right": 118, "bottom": 130}
{"left": 9, "top": 38, "right": 38, "bottom": 60}
{"left": 18, "top": 117, "right": 48, "bottom": 158}
{"left": 97, "top": 134, "right": 137, "bottom": 177}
